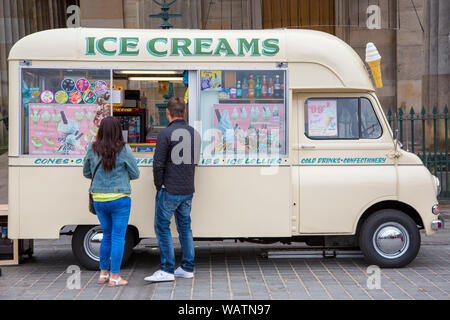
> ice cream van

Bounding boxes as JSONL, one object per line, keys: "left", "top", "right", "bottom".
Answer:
{"left": 7, "top": 28, "right": 443, "bottom": 269}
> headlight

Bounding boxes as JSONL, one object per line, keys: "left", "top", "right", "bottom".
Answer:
{"left": 432, "top": 204, "right": 440, "bottom": 215}
{"left": 433, "top": 176, "right": 441, "bottom": 196}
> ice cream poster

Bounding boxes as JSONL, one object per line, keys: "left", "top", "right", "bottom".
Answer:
{"left": 29, "top": 104, "right": 98, "bottom": 155}
{"left": 307, "top": 100, "right": 338, "bottom": 137}
{"left": 201, "top": 71, "right": 222, "bottom": 90}
{"left": 213, "top": 104, "right": 284, "bottom": 154}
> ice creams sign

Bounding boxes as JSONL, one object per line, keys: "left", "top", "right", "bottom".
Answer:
{"left": 85, "top": 37, "right": 280, "bottom": 57}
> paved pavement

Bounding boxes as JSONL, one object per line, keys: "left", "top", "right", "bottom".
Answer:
{"left": 0, "top": 221, "right": 449, "bottom": 300}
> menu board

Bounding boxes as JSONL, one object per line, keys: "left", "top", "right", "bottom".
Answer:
{"left": 307, "top": 100, "right": 338, "bottom": 137}
{"left": 29, "top": 104, "right": 98, "bottom": 155}
{"left": 213, "top": 104, "right": 284, "bottom": 154}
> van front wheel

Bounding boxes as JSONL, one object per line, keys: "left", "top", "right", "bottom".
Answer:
{"left": 72, "top": 225, "right": 134, "bottom": 271}
{"left": 359, "top": 209, "right": 420, "bottom": 268}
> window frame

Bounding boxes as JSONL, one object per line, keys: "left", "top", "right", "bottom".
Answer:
{"left": 196, "top": 67, "right": 289, "bottom": 158}
{"left": 19, "top": 66, "right": 114, "bottom": 157}
{"left": 359, "top": 97, "right": 383, "bottom": 140}
{"left": 304, "top": 97, "right": 383, "bottom": 141}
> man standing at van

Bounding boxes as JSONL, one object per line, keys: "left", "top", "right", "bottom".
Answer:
{"left": 145, "top": 97, "right": 201, "bottom": 282}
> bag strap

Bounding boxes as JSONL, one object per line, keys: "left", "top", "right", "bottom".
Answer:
{"left": 90, "top": 160, "right": 102, "bottom": 186}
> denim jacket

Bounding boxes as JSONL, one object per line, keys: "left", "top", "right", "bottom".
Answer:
{"left": 83, "top": 144, "right": 140, "bottom": 193}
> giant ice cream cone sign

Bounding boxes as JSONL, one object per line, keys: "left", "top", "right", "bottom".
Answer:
{"left": 366, "top": 42, "right": 383, "bottom": 88}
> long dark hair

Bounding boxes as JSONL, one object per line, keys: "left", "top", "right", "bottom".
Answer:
{"left": 92, "top": 116, "right": 125, "bottom": 171}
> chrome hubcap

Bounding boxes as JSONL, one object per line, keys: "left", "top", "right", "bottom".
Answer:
{"left": 373, "top": 222, "right": 409, "bottom": 259}
{"left": 83, "top": 226, "right": 103, "bottom": 262}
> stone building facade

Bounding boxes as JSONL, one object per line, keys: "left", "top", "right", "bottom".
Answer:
{"left": 423, "top": 0, "right": 449, "bottom": 113}
{"left": 0, "top": 0, "right": 79, "bottom": 146}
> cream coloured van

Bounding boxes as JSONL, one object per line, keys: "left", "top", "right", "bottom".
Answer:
{"left": 7, "top": 28, "right": 443, "bottom": 269}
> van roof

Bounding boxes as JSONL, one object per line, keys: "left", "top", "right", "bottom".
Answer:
{"left": 8, "top": 28, "right": 374, "bottom": 91}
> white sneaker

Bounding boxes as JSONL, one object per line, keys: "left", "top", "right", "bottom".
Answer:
{"left": 174, "top": 267, "right": 194, "bottom": 279}
{"left": 144, "top": 270, "right": 175, "bottom": 282}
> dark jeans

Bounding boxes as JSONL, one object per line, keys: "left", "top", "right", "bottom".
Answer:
{"left": 94, "top": 197, "right": 131, "bottom": 273}
{"left": 154, "top": 189, "right": 194, "bottom": 273}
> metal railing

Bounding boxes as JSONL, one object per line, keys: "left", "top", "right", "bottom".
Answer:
{"left": 387, "top": 106, "right": 449, "bottom": 200}
{"left": 0, "top": 117, "right": 8, "bottom": 131}
{"left": 0, "top": 116, "right": 7, "bottom": 149}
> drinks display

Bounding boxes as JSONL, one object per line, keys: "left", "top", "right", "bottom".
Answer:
{"left": 261, "top": 75, "right": 268, "bottom": 97}
{"left": 247, "top": 74, "right": 255, "bottom": 98}
{"left": 212, "top": 71, "right": 286, "bottom": 155}
{"left": 242, "top": 78, "right": 248, "bottom": 99}
{"left": 230, "top": 87, "right": 237, "bottom": 99}
{"left": 236, "top": 80, "right": 242, "bottom": 98}
{"left": 267, "top": 75, "right": 274, "bottom": 97}
{"left": 217, "top": 72, "right": 284, "bottom": 101}
{"left": 255, "top": 75, "right": 261, "bottom": 99}
{"left": 280, "top": 76, "right": 284, "bottom": 96}
{"left": 274, "top": 75, "right": 281, "bottom": 98}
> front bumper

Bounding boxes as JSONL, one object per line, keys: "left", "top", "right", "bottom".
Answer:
{"left": 431, "top": 217, "right": 445, "bottom": 231}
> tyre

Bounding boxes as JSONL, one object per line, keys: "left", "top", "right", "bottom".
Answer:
{"left": 71, "top": 225, "right": 134, "bottom": 271}
{"left": 133, "top": 238, "right": 142, "bottom": 248}
{"left": 359, "top": 209, "right": 420, "bottom": 268}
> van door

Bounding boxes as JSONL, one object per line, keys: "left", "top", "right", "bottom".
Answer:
{"left": 296, "top": 93, "right": 397, "bottom": 234}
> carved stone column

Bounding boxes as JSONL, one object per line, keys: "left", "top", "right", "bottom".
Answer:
{"left": 423, "top": 0, "right": 449, "bottom": 112}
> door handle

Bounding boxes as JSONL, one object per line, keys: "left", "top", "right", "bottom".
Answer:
{"left": 301, "top": 145, "right": 316, "bottom": 149}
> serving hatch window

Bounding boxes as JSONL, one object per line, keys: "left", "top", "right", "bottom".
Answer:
{"left": 197, "top": 69, "right": 287, "bottom": 158}
{"left": 21, "top": 68, "right": 112, "bottom": 155}
{"left": 304, "top": 98, "right": 382, "bottom": 140}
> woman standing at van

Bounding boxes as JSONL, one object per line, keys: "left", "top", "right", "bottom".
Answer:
{"left": 83, "top": 116, "right": 140, "bottom": 287}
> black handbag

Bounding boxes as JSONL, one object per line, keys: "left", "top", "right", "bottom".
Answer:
{"left": 88, "top": 160, "right": 102, "bottom": 215}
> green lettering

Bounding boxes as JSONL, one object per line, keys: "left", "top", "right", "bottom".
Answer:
{"left": 119, "top": 37, "right": 139, "bottom": 56}
{"left": 194, "top": 38, "right": 213, "bottom": 55}
{"left": 85, "top": 37, "right": 96, "bottom": 55}
{"left": 238, "top": 38, "right": 260, "bottom": 56}
{"left": 147, "top": 38, "right": 168, "bottom": 57}
{"left": 170, "top": 38, "right": 192, "bottom": 56}
{"left": 213, "top": 38, "right": 235, "bottom": 56}
{"left": 97, "top": 37, "right": 117, "bottom": 56}
{"left": 262, "top": 38, "right": 280, "bottom": 56}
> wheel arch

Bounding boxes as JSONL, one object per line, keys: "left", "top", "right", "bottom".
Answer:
{"left": 355, "top": 200, "right": 424, "bottom": 237}
{"left": 70, "top": 224, "right": 137, "bottom": 270}
{"left": 127, "top": 224, "right": 140, "bottom": 246}
{"left": 60, "top": 224, "right": 140, "bottom": 240}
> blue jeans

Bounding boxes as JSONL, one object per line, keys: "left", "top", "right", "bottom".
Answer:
{"left": 94, "top": 196, "right": 131, "bottom": 273}
{"left": 154, "top": 189, "right": 194, "bottom": 274}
